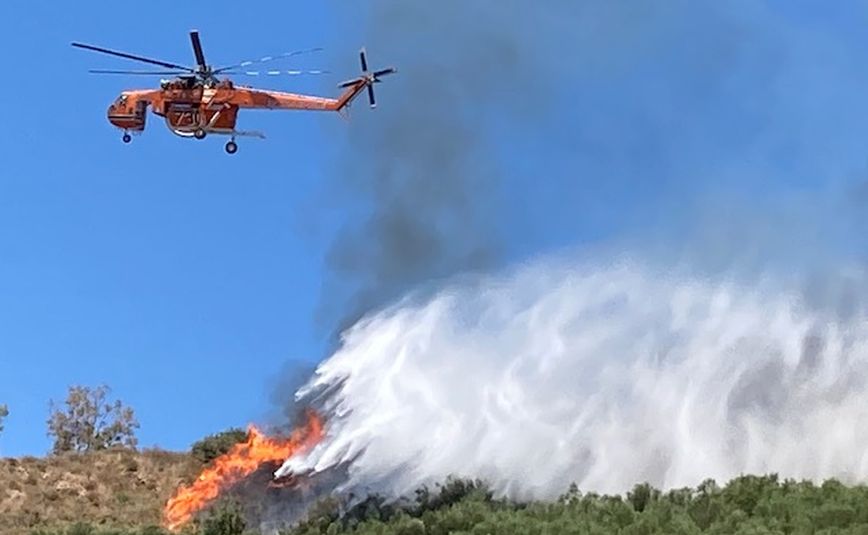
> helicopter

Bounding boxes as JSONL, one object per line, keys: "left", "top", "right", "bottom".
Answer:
{"left": 72, "top": 30, "right": 396, "bottom": 154}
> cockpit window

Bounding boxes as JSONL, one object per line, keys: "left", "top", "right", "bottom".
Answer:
{"left": 115, "top": 94, "right": 128, "bottom": 105}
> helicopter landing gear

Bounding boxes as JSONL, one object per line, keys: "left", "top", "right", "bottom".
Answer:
{"left": 194, "top": 128, "right": 207, "bottom": 140}
{"left": 225, "top": 139, "right": 238, "bottom": 154}
{"left": 122, "top": 132, "right": 132, "bottom": 143}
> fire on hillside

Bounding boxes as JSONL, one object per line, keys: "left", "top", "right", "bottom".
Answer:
{"left": 162, "top": 410, "right": 324, "bottom": 532}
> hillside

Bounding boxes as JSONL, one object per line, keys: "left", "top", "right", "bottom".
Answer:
{"left": 0, "top": 449, "right": 197, "bottom": 535}
{"left": 287, "top": 476, "right": 868, "bottom": 535}
{"left": 6, "top": 451, "right": 868, "bottom": 535}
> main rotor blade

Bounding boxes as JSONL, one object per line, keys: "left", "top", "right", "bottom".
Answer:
{"left": 190, "top": 30, "right": 207, "bottom": 69}
{"left": 213, "top": 47, "right": 324, "bottom": 74}
{"left": 71, "top": 42, "right": 192, "bottom": 71}
{"left": 89, "top": 69, "right": 191, "bottom": 75}
{"left": 374, "top": 67, "right": 397, "bottom": 77}
{"left": 226, "top": 69, "right": 330, "bottom": 76}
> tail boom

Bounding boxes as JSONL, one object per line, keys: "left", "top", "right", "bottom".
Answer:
{"left": 228, "top": 79, "right": 369, "bottom": 113}
{"left": 228, "top": 47, "right": 393, "bottom": 113}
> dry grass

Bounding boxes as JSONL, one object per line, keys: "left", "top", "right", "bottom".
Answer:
{"left": 0, "top": 448, "right": 199, "bottom": 535}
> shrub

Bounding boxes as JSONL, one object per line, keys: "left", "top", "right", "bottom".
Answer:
{"left": 191, "top": 428, "right": 248, "bottom": 465}
{"left": 413, "top": 476, "right": 492, "bottom": 515}
{"left": 627, "top": 482, "right": 660, "bottom": 512}
{"left": 199, "top": 501, "right": 247, "bottom": 535}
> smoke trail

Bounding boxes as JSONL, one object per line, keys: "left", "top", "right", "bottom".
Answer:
{"left": 280, "top": 255, "right": 868, "bottom": 500}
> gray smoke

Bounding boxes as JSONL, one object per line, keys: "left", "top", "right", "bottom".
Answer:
{"left": 312, "top": 0, "right": 868, "bottom": 336}
{"left": 315, "top": 1, "right": 585, "bottom": 335}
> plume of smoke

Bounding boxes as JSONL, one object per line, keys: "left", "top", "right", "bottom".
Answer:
{"left": 314, "top": 0, "right": 868, "bottom": 335}
{"left": 315, "top": 0, "right": 581, "bottom": 335}
{"left": 280, "top": 255, "right": 868, "bottom": 501}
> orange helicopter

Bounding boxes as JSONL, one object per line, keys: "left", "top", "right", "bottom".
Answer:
{"left": 72, "top": 30, "right": 396, "bottom": 154}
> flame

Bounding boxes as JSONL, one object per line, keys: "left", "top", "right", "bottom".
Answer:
{"left": 163, "top": 410, "right": 324, "bottom": 532}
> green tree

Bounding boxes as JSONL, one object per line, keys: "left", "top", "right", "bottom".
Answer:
{"left": 191, "top": 428, "right": 249, "bottom": 464}
{"left": 628, "top": 482, "right": 660, "bottom": 513}
{"left": 47, "top": 384, "right": 139, "bottom": 454}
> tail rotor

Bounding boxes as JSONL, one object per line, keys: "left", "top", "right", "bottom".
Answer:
{"left": 339, "top": 47, "right": 396, "bottom": 109}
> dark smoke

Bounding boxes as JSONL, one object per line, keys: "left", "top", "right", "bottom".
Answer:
{"left": 266, "top": 3, "right": 589, "bottom": 524}
{"left": 222, "top": 463, "right": 350, "bottom": 534}
{"left": 312, "top": 0, "right": 824, "bottom": 337}
{"left": 315, "top": 1, "right": 581, "bottom": 336}
{"left": 265, "top": 360, "right": 319, "bottom": 427}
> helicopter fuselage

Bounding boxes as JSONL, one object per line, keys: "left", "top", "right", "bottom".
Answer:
{"left": 106, "top": 77, "right": 368, "bottom": 139}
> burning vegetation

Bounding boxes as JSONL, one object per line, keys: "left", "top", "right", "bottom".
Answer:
{"left": 162, "top": 410, "right": 324, "bottom": 532}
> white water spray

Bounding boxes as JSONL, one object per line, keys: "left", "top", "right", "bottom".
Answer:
{"left": 278, "top": 256, "right": 868, "bottom": 500}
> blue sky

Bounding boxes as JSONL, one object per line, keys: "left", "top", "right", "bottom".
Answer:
{"left": 3, "top": 1, "right": 868, "bottom": 456}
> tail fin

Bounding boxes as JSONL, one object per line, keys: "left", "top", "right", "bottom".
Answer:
{"left": 335, "top": 78, "right": 370, "bottom": 111}
{"left": 335, "top": 47, "right": 396, "bottom": 112}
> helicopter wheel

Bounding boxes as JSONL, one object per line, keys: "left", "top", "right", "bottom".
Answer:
{"left": 225, "top": 140, "right": 238, "bottom": 154}
{"left": 122, "top": 133, "right": 132, "bottom": 143}
{"left": 194, "top": 128, "right": 207, "bottom": 140}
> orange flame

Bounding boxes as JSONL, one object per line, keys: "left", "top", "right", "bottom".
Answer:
{"left": 163, "top": 410, "right": 324, "bottom": 532}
